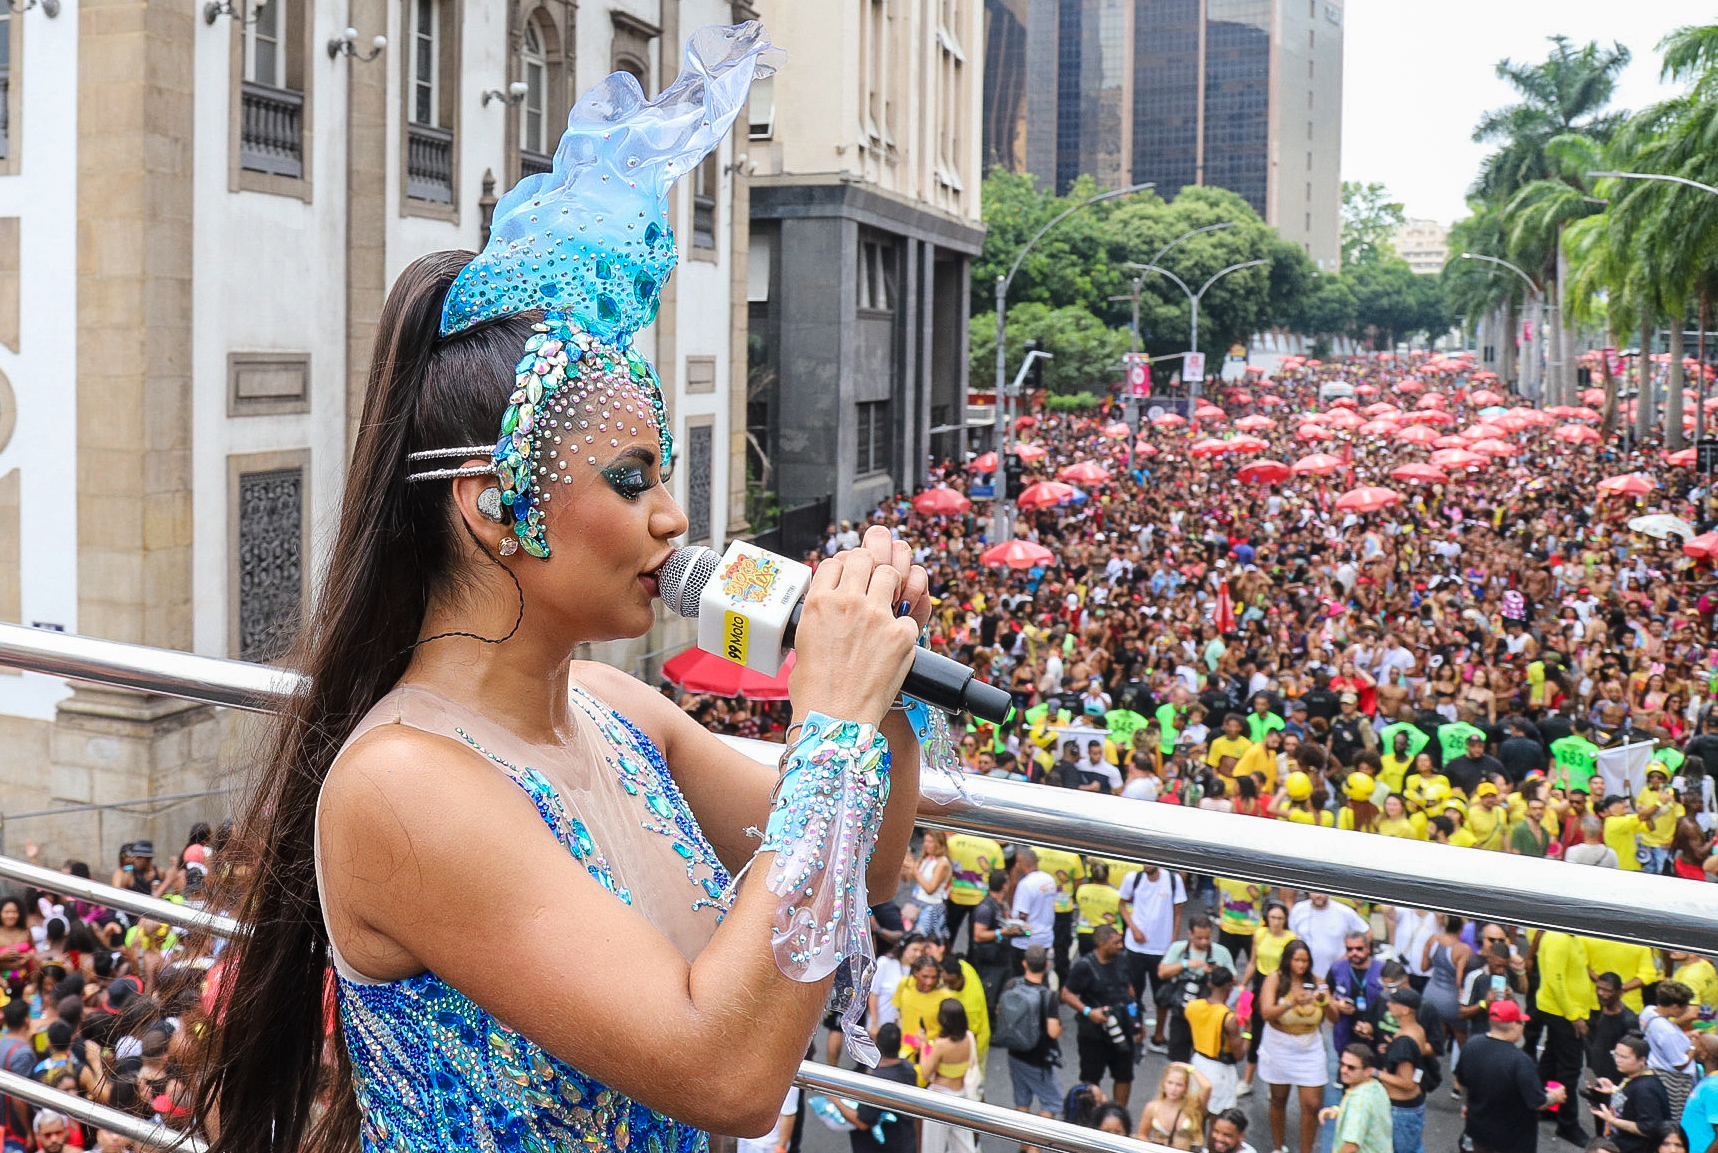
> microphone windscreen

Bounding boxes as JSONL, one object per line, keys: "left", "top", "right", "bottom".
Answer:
{"left": 656, "top": 546, "right": 721, "bottom": 618}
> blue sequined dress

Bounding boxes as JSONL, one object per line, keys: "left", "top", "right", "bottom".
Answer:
{"left": 314, "top": 682, "right": 735, "bottom": 1153}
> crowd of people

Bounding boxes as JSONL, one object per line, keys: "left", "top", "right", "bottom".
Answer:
{"left": 6, "top": 352, "right": 1718, "bottom": 1153}
{"left": 754, "top": 353, "right": 1718, "bottom": 1153}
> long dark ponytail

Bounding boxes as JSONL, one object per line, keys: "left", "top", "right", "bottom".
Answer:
{"left": 192, "top": 253, "right": 536, "bottom": 1153}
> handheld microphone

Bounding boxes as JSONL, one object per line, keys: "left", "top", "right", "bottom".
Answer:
{"left": 656, "top": 541, "right": 1015, "bottom": 725}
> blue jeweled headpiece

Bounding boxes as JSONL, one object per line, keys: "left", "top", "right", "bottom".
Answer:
{"left": 438, "top": 21, "right": 777, "bottom": 558}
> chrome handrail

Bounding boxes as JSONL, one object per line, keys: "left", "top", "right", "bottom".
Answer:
{"left": 0, "top": 1068, "right": 206, "bottom": 1153}
{"left": 0, "top": 853, "right": 245, "bottom": 939}
{"left": 1, "top": 620, "right": 1714, "bottom": 952}
{"left": 796, "top": 1061, "right": 1164, "bottom": 1153}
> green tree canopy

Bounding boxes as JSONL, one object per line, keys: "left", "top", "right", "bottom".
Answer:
{"left": 969, "top": 301, "right": 1133, "bottom": 396}
{"left": 1340, "top": 181, "right": 1407, "bottom": 268}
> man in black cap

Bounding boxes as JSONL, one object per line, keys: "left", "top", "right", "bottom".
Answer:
{"left": 1378, "top": 988, "right": 1434, "bottom": 1153}
{"left": 1443, "top": 733, "right": 1505, "bottom": 798}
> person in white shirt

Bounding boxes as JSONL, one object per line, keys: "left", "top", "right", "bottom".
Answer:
{"left": 833, "top": 520, "right": 861, "bottom": 551}
{"left": 1387, "top": 907, "right": 1440, "bottom": 980}
{"left": 1118, "top": 865, "right": 1186, "bottom": 1048}
{"left": 1288, "top": 893, "right": 1368, "bottom": 985}
{"left": 1008, "top": 848, "right": 1059, "bottom": 966}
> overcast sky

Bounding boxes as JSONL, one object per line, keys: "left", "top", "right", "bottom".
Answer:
{"left": 1340, "top": 0, "right": 1714, "bottom": 226}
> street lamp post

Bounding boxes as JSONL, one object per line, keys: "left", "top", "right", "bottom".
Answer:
{"left": 1125, "top": 259, "right": 1270, "bottom": 401}
{"left": 1590, "top": 170, "right": 1718, "bottom": 505}
{"left": 993, "top": 181, "right": 1153, "bottom": 541}
{"left": 1458, "top": 252, "right": 1544, "bottom": 404}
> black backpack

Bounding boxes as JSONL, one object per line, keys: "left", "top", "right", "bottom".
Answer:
{"left": 993, "top": 979, "right": 1051, "bottom": 1052}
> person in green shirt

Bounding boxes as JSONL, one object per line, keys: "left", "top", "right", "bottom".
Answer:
{"left": 1435, "top": 711, "right": 1487, "bottom": 767}
{"left": 1379, "top": 721, "right": 1430, "bottom": 764}
{"left": 1549, "top": 720, "right": 1601, "bottom": 794}
{"left": 1509, "top": 797, "right": 1552, "bottom": 857}
{"left": 1155, "top": 700, "right": 1184, "bottom": 755}
{"left": 1246, "top": 694, "right": 1286, "bottom": 744}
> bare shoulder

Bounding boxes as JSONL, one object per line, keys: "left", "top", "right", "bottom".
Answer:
{"left": 571, "top": 659, "right": 714, "bottom": 749}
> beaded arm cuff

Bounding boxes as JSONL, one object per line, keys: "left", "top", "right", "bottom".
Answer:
{"left": 758, "top": 713, "right": 890, "bottom": 1067}
{"left": 899, "top": 697, "right": 973, "bottom": 806}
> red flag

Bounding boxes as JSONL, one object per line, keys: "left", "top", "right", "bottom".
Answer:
{"left": 1214, "top": 579, "right": 1236, "bottom": 636}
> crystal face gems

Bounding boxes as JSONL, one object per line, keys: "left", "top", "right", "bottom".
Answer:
{"left": 434, "top": 23, "right": 774, "bottom": 558}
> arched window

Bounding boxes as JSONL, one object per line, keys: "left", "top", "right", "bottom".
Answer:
{"left": 520, "top": 20, "right": 546, "bottom": 157}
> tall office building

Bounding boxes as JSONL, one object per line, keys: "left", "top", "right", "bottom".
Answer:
{"left": 984, "top": 0, "right": 1344, "bottom": 268}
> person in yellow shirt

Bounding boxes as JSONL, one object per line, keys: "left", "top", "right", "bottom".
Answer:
{"left": 1075, "top": 862, "right": 1124, "bottom": 956}
{"left": 1669, "top": 950, "right": 1718, "bottom": 1015}
{"left": 1233, "top": 729, "right": 1283, "bottom": 794}
{"left": 1375, "top": 794, "right": 1427, "bottom": 839}
{"left": 1403, "top": 755, "right": 1452, "bottom": 814}
{"left": 1636, "top": 766, "right": 1684, "bottom": 875}
{"left": 1206, "top": 714, "right": 1254, "bottom": 780}
{"left": 1034, "top": 845, "right": 1085, "bottom": 984}
{"left": 894, "top": 953, "right": 952, "bottom": 1055}
{"left": 1275, "top": 771, "right": 1334, "bottom": 826}
{"left": 1336, "top": 772, "right": 1381, "bottom": 832}
{"left": 1583, "top": 938, "right": 1659, "bottom": 1013}
{"left": 940, "top": 954, "right": 991, "bottom": 1061}
{"left": 1600, "top": 794, "right": 1663, "bottom": 872}
{"left": 1465, "top": 783, "right": 1510, "bottom": 850}
{"left": 945, "top": 832, "right": 1005, "bottom": 942}
{"left": 1433, "top": 799, "right": 1476, "bottom": 847}
{"left": 1532, "top": 928, "right": 1595, "bottom": 1130}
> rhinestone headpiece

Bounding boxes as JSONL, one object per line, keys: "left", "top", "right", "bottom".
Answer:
{"left": 436, "top": 21, "right": 777, "bottom": 558}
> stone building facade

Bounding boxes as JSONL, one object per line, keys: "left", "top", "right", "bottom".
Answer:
{"left": 0, "top": 0, "right": 758, "bottom": 861}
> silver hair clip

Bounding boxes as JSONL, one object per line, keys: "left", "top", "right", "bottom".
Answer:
{"left": 405, "top": 446, "right": 498, "bottom": 483}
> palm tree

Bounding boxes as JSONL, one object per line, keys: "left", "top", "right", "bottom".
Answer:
{"left": 1471, "top": 36, "right": 1632, "bottom": 204}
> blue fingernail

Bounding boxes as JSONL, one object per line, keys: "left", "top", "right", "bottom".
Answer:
{"left": 899, "top": 601, "right": 912, "bottom": 617}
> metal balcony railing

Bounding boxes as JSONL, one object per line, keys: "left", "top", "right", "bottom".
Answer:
{"left": 520, "top": 148, "right": 553, "bottom": 178}
{"left": 0, "top": 619, "right": 1712, "bottom": 1152}
{"left": 406, "top": 122, "right": 455, "bottom": 203}
{"left": 239, "top": 81, "right": 305, "bottom": 179}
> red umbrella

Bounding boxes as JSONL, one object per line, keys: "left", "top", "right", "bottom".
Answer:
{"left": 1395, "top": 425, "right": 1438, "bottom": 445}
{"left": 1566, "top": 407, "right": 1601, "bottom": 422}
{"left": 1469, "top": 389, "right": 1503, "bottom": 406}
{"left": 1015, "top": 415, "right": 1038, "bottom": 430}
{"left": 1544, "top": 405, "right": 1581, "bottom": 418}
{"left": 1194, "top": 404, "right": 1228, "bottom": 422}
{"left": 662, "top": 647, "right": 796, "bottom": 700}
{"left": 1330, "top": 397, "right": 1360, "bottom": 409}
{"left": 1394, "top": 378, "right": 1424, "bottom": 393}
{"left": 1468, "top": 437, "right": 1518, "bottom": 457}
{"left": 1014, "top": 443, "right": 1048, "bottom": 462}
{"left": 1429, "top": 448, "right": 1488, "bottom": 470}
{"left": 1416, "top": 393, "right": 1446, "bottom": 408}
{"left": 1017, "top": 481, "right": 1080, "bottom": 509}
{"left": 1391, "top": 463, "right": 1450, "bottom": 484}
{"left": 1580, "top": 389, "right": 1606, "bottom": 405}
{"left": 1291, "top": 452, "right": 1344, "bottom": 476}
{"left": 1357, "top": 420, "right": 1399, "bottom": 436}
{"left": 979, "top": 539, "right": 1057, "bottom": 569}
{"left": 1404, "top": 409, "right": 1454, "bottom": 425}
{"left": 1234, "top": 414, "right": 1276, "bottom": 431}
{"left": 1432, "top": 434, "right": 1472, "bottom": 449}
{"left": 969, "top": 451, "right": 998, "bottom": 473}
{"left": 1684, "top": 532, "right": 1718, "bottom": 559}
{"left": 1335, "top": 486, "right": 1403, "bottom": 512}
{"left": 1189, "top": 438, "right": 1233, "bottom": 458}
{"left": 1133, "top": 441, "right": 1159, "bottom": 458}
{"left": 1553, "top": 424, "right": 1602, "bottom": 446}
{"left": 1058, "top": 460, "right": 1113, "bottom": 484}
{"left": 1667, "top": 446, "right": 1698, "bottom": 466}
{"left": 1237, "top": 459, "right": 1293, "bottom": 483}
{"left": 1597, "top": 473, "right": 1655, "bottom": 497}
{"left": 1296, "top": 424, "right": 1334, "bottom": 441}
{"left": 1462, "top": 423, "right": 1507, "bottom": 439}
{"left": 912, "top": 487, "right": 972, "bottom": 515}
{"left": 1152, "top": 412, "right": 1188, "bottom": 428}
{"left": 1354, "top": 384, "right": 1378, "bottom": 396}
{"left": 1324, "top": 411, "right": 1365, "bottom": 429}
{"left": 1492, "top": 413, "right": 1533, "bottom": 433}
{"left": 1363, "top": 402, "right": 1399, "bottom": 416}
{"left": 1259, "top": 394, "right": 1285, "bottom": 406}
{"left": 1244, "top": 365, "right": 1267, "bottom": 375}
{"left": 1226, "top": 434, "right": 1271, "bottom": 454}
{"left": 1101, "top": 422, "right": 1132, "bottom": 439}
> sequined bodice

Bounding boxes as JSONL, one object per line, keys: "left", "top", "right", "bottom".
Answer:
{"left": 318, "top": 682, "right": 732, "bottom": 1153}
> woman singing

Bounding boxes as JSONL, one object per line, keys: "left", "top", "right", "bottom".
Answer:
{"left": 194, "top": 24, "right": 938, "bottom": 1153}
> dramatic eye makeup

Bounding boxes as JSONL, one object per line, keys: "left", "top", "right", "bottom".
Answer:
{"left": 600, "top": 448, "right": 659, "bottom": 500}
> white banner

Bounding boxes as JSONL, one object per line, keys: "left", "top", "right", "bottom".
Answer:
{"left": 1184, "top": 351, "right": 1207, "bottom": 382}
{"left": 1595, "top": 739, "right": 1657, "bottom": 799}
